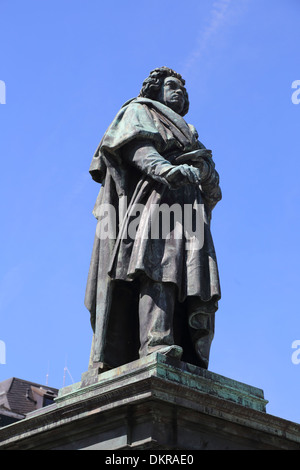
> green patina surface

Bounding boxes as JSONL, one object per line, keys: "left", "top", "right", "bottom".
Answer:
{"left": 56, "top": 353, "right": 268, "bottom": 413}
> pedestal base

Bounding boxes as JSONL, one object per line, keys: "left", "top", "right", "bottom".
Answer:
{"left": 0, "top": 353, "right": 299, "bottom": 450}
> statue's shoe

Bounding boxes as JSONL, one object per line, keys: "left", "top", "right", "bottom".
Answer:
{"left": 150, "top": 345, "right": 183, "bottom": 360}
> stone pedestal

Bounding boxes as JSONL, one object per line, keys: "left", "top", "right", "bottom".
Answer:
{"left": 0, "top": 353, "right": 299, "bottom": 450}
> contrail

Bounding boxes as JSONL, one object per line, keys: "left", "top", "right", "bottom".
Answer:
{"left": 182, "top": 0, "right": 248, "bottom": 74}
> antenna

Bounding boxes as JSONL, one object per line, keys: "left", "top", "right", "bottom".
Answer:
{"left": 45, "top": 361, "right": 50, "bottom": 386}
{"left": 63, "top": 356, "right": 74, "bottom": 387}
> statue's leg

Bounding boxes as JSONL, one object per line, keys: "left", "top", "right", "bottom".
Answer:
{"left": 138, "top": 277, "right": 182, "bottom": 359}
{"left": 186, "top": 298, "right": 218, "bottom": 369}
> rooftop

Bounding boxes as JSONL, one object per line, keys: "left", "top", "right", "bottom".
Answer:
{"left": 0, "top": 377, "right": 58, "bottom": 427}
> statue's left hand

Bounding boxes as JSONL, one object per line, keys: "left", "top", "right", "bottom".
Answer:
{"left": 175, "top": 149, "right": 213, "bottom": 165}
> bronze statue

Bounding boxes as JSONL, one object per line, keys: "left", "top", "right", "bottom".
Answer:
{"left": 85, "top": 67, "right": 221, "bottom": 372}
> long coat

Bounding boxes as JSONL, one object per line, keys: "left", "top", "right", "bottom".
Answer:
{"left": 84, "top": 97, "right": 221, "bottom": 368}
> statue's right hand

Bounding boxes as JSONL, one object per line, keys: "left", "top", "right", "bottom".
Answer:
{"left": 165, "top": 164, "right": 202, "bottom": 188}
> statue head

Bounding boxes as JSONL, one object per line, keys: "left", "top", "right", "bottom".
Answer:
{"left": 139, "top": 67, "right": 189, "bottom": 116}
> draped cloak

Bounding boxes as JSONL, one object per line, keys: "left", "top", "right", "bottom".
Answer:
{"left": 84, "top": 97, "right": 221, "bottom": 367}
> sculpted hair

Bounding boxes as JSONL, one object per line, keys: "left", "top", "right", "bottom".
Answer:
{"left": 139, "top": 66, "right": 189, "bottom": 116}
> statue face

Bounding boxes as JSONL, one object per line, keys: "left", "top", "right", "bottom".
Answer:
{"left": 158, "top": 76, "right": 185, "bottom": 114}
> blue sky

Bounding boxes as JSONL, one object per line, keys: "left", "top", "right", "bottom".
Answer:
{"left": 1, "top": 0, "right": 300, "bottom": 424}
